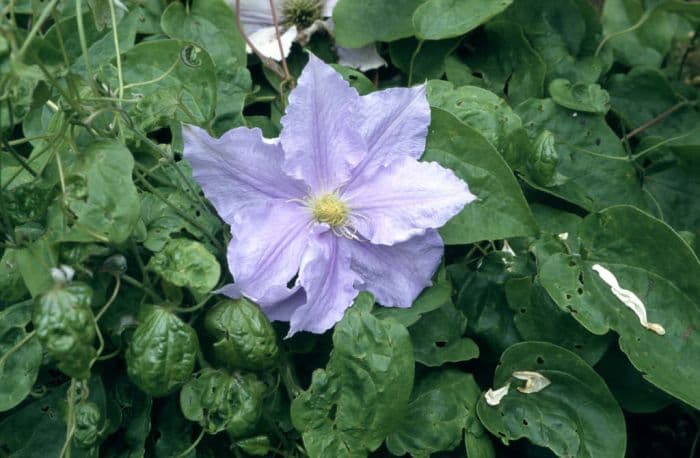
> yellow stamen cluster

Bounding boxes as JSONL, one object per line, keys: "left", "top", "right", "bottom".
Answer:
{"left": 311, "top": 193, "right": 348, "bottom": 227}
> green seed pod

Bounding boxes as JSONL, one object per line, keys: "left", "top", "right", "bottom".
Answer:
{"left": 204, "top": 299, "right": 279, "bottom": 371}
{"left": 73, "top": 401, "right": 101, "bottom": 448}
{"left": 180, "top": 368, "right": 265, "bottom": 436}
{"left": 126, "top": 306, "right": 199, "bottom": 397}
{"left": 528, "top": 130, "right": 565, "bottom": 187}
{"left": 33, "top": 280, "right": 97, "bottom": 379}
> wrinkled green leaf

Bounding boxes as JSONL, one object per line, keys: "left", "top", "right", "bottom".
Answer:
{"left": 148, "top": 238, "right": 220, "bottom": 294}
{"left": 291, "top": 293, "right": 414, "bottom": 457}
{"left": 386, "top": 370, "right": 482, "bottom": 456}
{"left": 61, "top": 140, "right": 140, "bottom": 244}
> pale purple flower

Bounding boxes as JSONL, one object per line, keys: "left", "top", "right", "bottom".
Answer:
{"left": 232, "top": 0, "right": 386, "bottom": 71}
{"left": 183, "top": 54, "right": 475, "bottom": 335}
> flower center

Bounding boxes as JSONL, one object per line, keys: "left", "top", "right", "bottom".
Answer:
{"left": 282, "top": 0, "right": 323, "bottom": 29}
{"left": 311, "top": 193, "right": 348, "bottom": 227}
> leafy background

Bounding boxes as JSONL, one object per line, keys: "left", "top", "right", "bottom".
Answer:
{"left": 1, "top": 0, "right": 700, "bottom": 457}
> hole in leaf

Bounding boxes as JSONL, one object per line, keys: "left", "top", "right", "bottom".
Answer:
{"left": 328, "top": 404, "right": 338, "bottom": 422}
{"left": 573, "top": 343, "right": 583, "bottom": 349}
{"left": 435, "top": 341, "right": 447, "bottom": 348}
{"left": 522, "top": 419, "right": 529, "bottom": 426}
{"left": 536, "top": 356, "right": 544, "bottom": 364}
{"left": 565, "top": 294, "right": 572, "bottom": 300}
{"left": 577, "top": 287, "right": 584, "bottom": 295}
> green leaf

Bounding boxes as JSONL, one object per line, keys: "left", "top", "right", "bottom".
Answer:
{"left": 413, "top": 0, "right": 513, "bottom": 40}
{"left": 601, "top": 0, "right": 679, "bottom": 68}
{"left": 477, "top": 342, "right": 626, "bottom": 458}
{"left": 595, "top": 346, "right": 671, "bottom": 414}
{"left": 113, "top": 39, "right": 217, "bottom": 131}
{"left": 503, "top": 0, "right": 607, "bottom": 83}
{"left": 386, "top": 370, "right": 482, "bottom": 456}
{"left": 61, "top": 140, "right": 140, "bottom": 244}
{"left": 409, "top": 300, "right": 479, "bottom": 367}
{"left": 15, "top": 236, "right": 58, "bottom": 297}
{"left": 453, "top": 252, "right": 522, "bottom": 355}
{"left": 330, "top": 65, "right": 375, "bottom": 95}
{"left": 126, "top": 306, "right": 199, "bottom": 397}
{"left": 505, "top": 277, "right": 610, "bottom": 365}
{"left": 548, "top": 79, "right": 611, "bottom": 114}
{"left": 463, "top": 20, "right": 546, "bottom": 104}
{"left": 426, "top": 80, "right": 522, "bottom": 154}
{"left": 538, "top": 206, "right": 700, "bottom": 409}
{"left": 423, "top": 108, "right": 537, "bottom": 244}
{"left": 373, "top": 266, "right": 452, "bottom": 327}
{"left": 333, "top": 0, "right": 426, "bottom": 48}
{"left": 161, "top": 0, "right": 251, "bottom": 133}
{"left": 0, "top": 302, "right": 42, "bottom": 412}
{"left": 515, "top": 98, "right": 649, "bottom": 211}
{"left": 148, "top": 238, "right": 220, "bottom": 294}
{"left": 0, "top": 249, "right": 29, "bottom": 303}
{"left": 389, "top": 38, "right": 460, "bottom": 82}
{"left": 290, "top": 295, "right": 414, "bottom": 457}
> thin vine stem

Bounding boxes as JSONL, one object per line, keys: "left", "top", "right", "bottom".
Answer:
{"left": 176, "top": 428, "right": 205, "bottom": 457}
{"left": 235, "top": 0, "right": 286, "bottom": 79}
{"left": 595, "top": 11, "right": 652, "bottom": 57}
{"left": 96, "top": 275, "right": 121, "bottom": 321}
{"left": 59, "top": 379, "right": 78, "bottom": 458}
{"left": 16, "top": 0, "right": 60, "bottom": 59}
{"left": 0, "top": 331, "right": 36, "bottom": 368}
{"left": 408, "top": 40, "right": 424, "bottom": 86}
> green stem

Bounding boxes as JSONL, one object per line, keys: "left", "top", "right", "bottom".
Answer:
{"left": 172, "top": 295, "right": 213, "bottom": 314}
{"left": 121, "top": 273, "right": 163, "bottom": 303}
{"left": 0, "top": 331, "right": 36, "bottom": 368}
{"left": 75, "top": 0, "right": 94, "bottom": 78}
{"left": 595, "top": 11, "right": 651, "bottom": 57}
{"left": 107, "top": 0, "right": 124, "bottom": 105}
{"left": 176, "top": 428, "right": 205, "bottom": 457}
{"left": 59, "top": 379, "right": 78, "bottom": 458}
{"left": 16, "top": 0, "right": 60, "bottom": 60}
{"left": 407, "top": 40, "right": 424, "bottom": 87}
{"left": 133, "top": 169, "right": 223, "bottom": 251}
{"left": 279, "top": 353, "right": 303, "bottom": 399}
{"left": 95, "top": 275, "right": 121, "bottom": 321}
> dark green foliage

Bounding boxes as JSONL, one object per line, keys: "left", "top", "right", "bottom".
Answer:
{"left": 2, "top": 0, "right": 699, "bottom": 456}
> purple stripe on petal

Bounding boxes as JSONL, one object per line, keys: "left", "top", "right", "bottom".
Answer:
{"left": 183, "top": 124, "right": 307, "bottom": 224}
{"left": 343, "top": 157, "right": 476, "bottom": 245}
{"left": 227, "top": 201, "right": 312, "bottom": 306}
{"left": 340, "top": 230, "right": 443, "bottom": 308}
{"left": 288, "top": 230, "right": 361, "bottom": 336}
{"left": 280, "top": 53, "right": 366, "bottom": 192}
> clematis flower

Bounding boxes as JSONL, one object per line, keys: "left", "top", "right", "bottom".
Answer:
{"left": 183, "top": 54, "right": 475, "bottom": 335}
{"left": 232, "top": 0, "right": 386, "bottom": 71}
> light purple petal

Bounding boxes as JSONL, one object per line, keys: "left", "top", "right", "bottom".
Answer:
{"left": 280, "top": 53, "right": 365, "bottom": 192}
{"left": 183, "top": 125, "right": 307, "bottom": 223}
{"left": 288, "top": 230, "right": 361, "bottom": 335}
{"left": 227, "top": 201, "right": 311, "bottom": 305}
{"left": 322, "top": 0, "right": 338, "bottom": 17}
{"left": 343, "top": 157, "right": 476, "bottom": 245}
{"left": 347, "top": 85, "right": 431, "bottom": 185}
{"left": 340, "top": 230, "right": 443, "bottom": 308}
{"left": 231, "top": 0, "right": 277, "bottom": 34}
{"left": 337, "top": 45, "right": 387, "bottom": 71}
